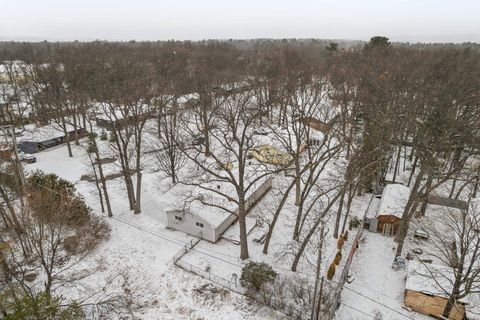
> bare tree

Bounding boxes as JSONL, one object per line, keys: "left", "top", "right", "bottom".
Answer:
{"left": 178, "top": 91, "right": 280, "bottom": 260}
{"left": 151, "top": 109, "right": 186, "bottom": 184}
{"left": 419, "top": 199, "right": 480, "bottom": 318}
{"left": 93, "top": 56, "right": 156, "bottom": 214}
{"left": 1, "top": 171, "right": 110, "bottom": 298}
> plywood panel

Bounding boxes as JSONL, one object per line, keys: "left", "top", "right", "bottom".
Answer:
{"left": 405, "top": 290, "right": 464, "bottom": 320}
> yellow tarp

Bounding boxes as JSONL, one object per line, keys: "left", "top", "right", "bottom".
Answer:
{"left": 249, "top": 145, "right": 293, "bottom": 166}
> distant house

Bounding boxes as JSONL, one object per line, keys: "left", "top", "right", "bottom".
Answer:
{"left": 297, "top": 116, "right": 332, "bottom": 134}
{"left": 365, "top": 183, "right": 410, "bottom": 236}
{"left": 0, "top": 60, "right": 28, "bottom": 83}
{"left": 17, "top": 124, "right": 86, "bottom": 154}
{"left": 405, "top": 261, "right": 466, "bottom": 320}
{"left": 94, "top": 104, "right": 156, "bottom": 129}
{"left": 163, "top": 176, "right": 273, "bottom": 242}
{"left": 296, "top": 114, "right": 341, "bottom": 147}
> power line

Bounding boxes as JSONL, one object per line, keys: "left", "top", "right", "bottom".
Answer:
{"left": 112, "top": 216, "right": 186, "bottom": 246}
{"left": 341, "top": 285, "right": 414, "bottom": 319}
{"left": 346, "top": 282, "right": 403, "bottom": 303}
{"left": 340, "top": 302, "right": 377, "bottom": 319}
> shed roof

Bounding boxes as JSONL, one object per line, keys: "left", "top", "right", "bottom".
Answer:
{"left": 406, "top": 260, "right": 468, "bottom": 303}
{"left": 162, "top": 168, "right": 271, "bottom": 229}
{"left": 376, "top": 183, "right": 410, "bottom": 218}
{"left": 162, "top": 182, "right": 236, "bottom": 229}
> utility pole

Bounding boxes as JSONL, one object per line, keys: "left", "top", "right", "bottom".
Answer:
{"left": 0, "top": 124, "right": 26, "bottom": 186}
{"left": 310, "top": 222, "right": 325, "bottom": 320}
{"left": 316, "top": 276, "right": 324, "bottom": 320}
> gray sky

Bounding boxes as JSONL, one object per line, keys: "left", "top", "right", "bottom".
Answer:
{"left": 2, "top": 0, "right": 479, "bottom": 42}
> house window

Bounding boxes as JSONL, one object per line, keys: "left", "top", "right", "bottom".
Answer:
{"left": 174, "top": 216, "right": 182, "bottom": 221}
{"left": 196, "top": 222, "right": 204, "bottom": 228}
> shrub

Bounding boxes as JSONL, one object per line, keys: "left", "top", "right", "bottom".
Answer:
{"left": 240, "top": 261, "right": 277, "bottom": 291}
{"left": 65, "top": 216, "right": 111, "bottom": 254}
{"left": 100, "top": 130, "right": 108, "bottom": 141}
{"left": 343, "top": 231, "right": 349, "bottom": 241}
{"left": 334, "top": 251, "right": 342, "bottom": 265}
{"left": 327, "top": 263, "right": 336, "bottom": 280}
{"left": 2, "top": 292, "right": 84, "bottom": 320}
{"left": 26, "top": 171, "right": 91, "bottom": 226}
{"left": 337, "top": 236, "right": 344, "bottom": 250}
{"left": 349, "top": 216, "right": 361, "bottom": 230}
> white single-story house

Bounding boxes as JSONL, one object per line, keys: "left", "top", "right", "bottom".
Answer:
{"left": 365, "top": 183, "right": 411, "bottom": 236}
{"left": 163, "top": 176, "right": 273, "bottom": 242}
{"left": 405, "top": 260, "right": 467, "bottom": 320}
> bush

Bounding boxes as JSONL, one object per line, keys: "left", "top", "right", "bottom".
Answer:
{"left": 240, "top": 261, "right": 277, "bottom": 291}
{"left": 349, "top": 216, "right": 361, "bottom": 230}
{"left": 64, "top": 215, "right": 110, "bottom": 255}
{"left": 337, "top": 236, "right": 344, "bottom": 250}
{"left": 334, "top": 251, "right": 342, "bottom": 265}
{"left": 327, "top": 263, "right": 336, "bottom": 280}
{"left": 2, "top": 292, "right": 84, "bottom": 320}
{"left": 343, "top": 231, "right": 349, "bottom": 241}
{"left": 100, "top": 130, "right": 108, "bottom": 141}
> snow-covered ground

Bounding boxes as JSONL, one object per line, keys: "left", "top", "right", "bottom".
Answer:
{"left": 25, "top": 142, "right": 287, "bottom": 319}
{"left": 24, "top": 121, "right": 469, "bottom": 320}
{"left": 335, "top": 232, "right": 431, "bottom": 320}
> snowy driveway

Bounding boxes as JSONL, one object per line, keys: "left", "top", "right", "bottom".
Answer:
{"left": 334, "top": 232, "right": 431, "bottom": 320}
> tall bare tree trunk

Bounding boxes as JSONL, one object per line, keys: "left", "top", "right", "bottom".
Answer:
{"left": 294, "top": 157, "right": 301, "bottom": 206}
{"left": 61, "top": 119, "right": 73, "bottom": 157}
{"left": 238, "top": 192, "right": 249, "bottom": 260}
{"left": 263, "top": 181, "right": 296, "bottom": 254}
{"left": 134, "top": 172, "right": 142, "bottom": 214}
{"left": 394, "top": 169, "right": 425, "bottom": 256}
{"left": 94, "top": 149, "right": 113, "bottom": 218}
{"left": 333, "top": 187, "right": 347, "bottom": 239}
{"left": 291, "top": 191, "right": 342, "bottom": 271}
{"left": 392, "top": 145, "right": 401, "bottom": 183}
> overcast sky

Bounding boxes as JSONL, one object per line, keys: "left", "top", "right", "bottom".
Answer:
{"left": 2, "top": 0, "right": 479, "bottom": 43}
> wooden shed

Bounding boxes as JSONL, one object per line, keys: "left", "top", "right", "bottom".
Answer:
{"left": 373, "top": 183, "right": 410, "bottom": 236}
{"left": 405, "top": 261, "right": 466, "bottom": 320}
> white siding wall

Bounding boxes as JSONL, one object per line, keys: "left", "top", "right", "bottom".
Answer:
{"left": 166, "top": 211, "right": 216, "bottom": 242}
{"left": 166, "top": 176, "right": 273, "bottom": 243}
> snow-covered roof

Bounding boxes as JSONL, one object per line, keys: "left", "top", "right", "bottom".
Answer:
{"left": 162, "top": 182, "right": 236, "bottom": 229}
{"left": 177, "top": 93, "right": 199, "bottom": 104}
{"left": 17, "top": 123, "right": 83, "bottom": 143}
{"left": 365, "top": 196, "right": 381, "bottom": 219}
{"left": 376, "top": 183, "right": 410, "bottom": 218}
{"left": 406, "top": 260, "right": 468, "bottom": 303}
{"left": 162, "top": 165, "right": 271, "bottom": 229}
{"left": 93, "top": 103, "right": 154, "bottom": 121}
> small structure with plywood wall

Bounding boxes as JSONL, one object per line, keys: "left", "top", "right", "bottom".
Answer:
{"left": 405, "top": 261, "right": 466, "bottom": 320}
{"left": 367, "top": 183, "right": 411, "bottom": 236}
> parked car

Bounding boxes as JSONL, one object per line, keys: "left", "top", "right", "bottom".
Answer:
{"left": 253, "top": 129, "right": 269, "bottom": 136}
{"left": 18, "top": 152, "right": 36, "bottom": 163}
